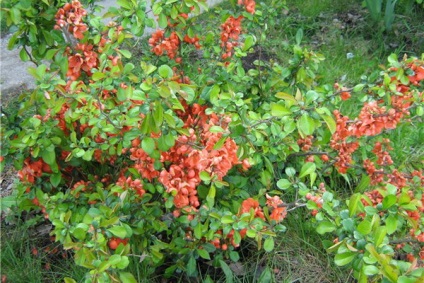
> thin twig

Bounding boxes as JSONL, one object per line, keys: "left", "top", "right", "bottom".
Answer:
{"left": 287, "top": 151, "right": 328, "bottom": 159}
{"left": 277, "top": 201, "right": 307, "bottom": 212}
{"left": 249, "top": 116, "right": 278, "bottom": 128}
{"left": 23, "top": 45, "right": 38, "bottom": 66}
{"left": 389, "top": 238, "right": 421, "bottom": 245}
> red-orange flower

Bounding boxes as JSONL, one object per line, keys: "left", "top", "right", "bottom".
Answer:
{"left": 240, "top": 198, "right": 265, "bottom": 219}
{"left": 54, "top": 0, "right": 87, "bottom": 39}
{"left": 270, "top": 207, "right": 287, "bottom": 223}
{"left": 220, "top": 16, "right": 243, "bottom": 60}
{"left": 340, "top": 91, "right": 351, "bottom": 100}
{"left": 238, "top": 0, "right": 256, "bottom": 14}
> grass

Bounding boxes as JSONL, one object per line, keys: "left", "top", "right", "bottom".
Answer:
{"left": 1, "top": 0, "right": 424, "bottom": 282}
{"left": 0, "top": 219, "right": 87, "bottom": 283}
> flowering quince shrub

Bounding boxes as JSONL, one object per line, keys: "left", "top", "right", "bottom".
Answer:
{"left": 1, "top": 0, "right": 424, "bottom": 282}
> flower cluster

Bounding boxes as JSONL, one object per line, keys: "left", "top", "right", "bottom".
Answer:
{"left": 372, "top": 139, "right": 393, "bottom": 166}
{"left": 297, "top": 135, "right": 313, "bottom": 151}
{"left": 240, "top": 195, "right": 287, "bottom": 223}
{"left": 159, "top": 103, "right": 241, "bottom": 214}
{"left": 240, "top": 198, "right": 265, "bottom": 219}
{"left": 148, "top": 30, "right": 180, "bottom": 59}
{"left": 129, "top": 140, "right": 160, "bottom": 182}
{"left": 361, "top": 189, "right": 383, "bottom": 208}
{"left": 305, "top": 183, "right": 325, "bottom": 216}
{"left": 266, "top": 194, "right": 287, "bottom": 222}
{"left": 183, "top": 35, "right": 201, "bottom": 50}
{"left": 116, "top": 175, "right": 146, "bottom": 198}
{"left": 349, "top": 101, "right": 403, "bottom": 137}
{"left": 54, "top": 0, "right": 87, "bottom": 40}
{"left": 220, "top": 16, "right": 243, "bottom": 60}
{"left": 334, "top": 83, "right": 351, "bottom": 100}
{"left": 67, "top": 43, "right": 98, "bottom": 80}
{"left": 238, "top": 0, "right": 256, "bottom": 14}
{"left": 407, "top": 62, "right": 424, "bottom": 86}
{"left": 330, "top": 110, "right": 359, "bottom": 173}
{"left": 17, "top": 158, "right": 51, "bottom": 184}
{"left": 330, "top": 60, "right": 424, "bottom": 176}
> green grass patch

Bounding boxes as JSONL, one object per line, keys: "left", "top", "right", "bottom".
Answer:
{"left": 1, "top": 220, "right": 86, "bottom": 283}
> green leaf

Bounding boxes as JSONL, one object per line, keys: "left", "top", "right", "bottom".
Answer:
{"left": 276, "top": 179, "right": 291, "bottom": 190}
{"left": 73, "top": 227, "right": 87, "bottom": 241}
{"left": 10, "top": 7, "right": 21, "bottom": 24}
{"left": 117, "top": 0, "right": 132, "bottom": 9}
{"left": 64, "top": 278, "right": 77, "bottom": 283}
{"left": 202, "top": 84, "right": 220, "bottom": 101}
{"left": 233, "top": 231, "right": 241, "bottom": 246}
{"left": 117, "top": 49, "right": 131, "bottom": 59}
{"left": 326, "top": 240, "right": 344, "bottom": 253}
{"left": 263, "top": 237, "right": 274, "bottom": 252}
{"left": 242, "top": 35, "right": 255, "bottom": 51}
{"left": 221, "top": 215, "right": 234, "bottom": 224}
{"left": 1, "top": 196, "right": 18, "bottom": 211}
{"left": 416, "top": 106, "right": 424, "bottom": 116}
{"left": 41, "top": 146, "right": 56, "bottom": 165}
{"left": 141, "top": 62, "right": 157, "bottom": 75}
{"left": 353, "top": 84, "right": 365, "bottom": 92}
{"left": 108, "top": 226, "right": 127, "bottom": 238}
{"left": 299, "top": 162, "right": 316, "bottom": 178}
{"left": 209, "top": 126, "right": 224, "bottom": 133}
{"left": 19, "top": 48, "right": 29, "bottom": 62}
{"left": 348, "top": 193, "right": 362, "bottom": 217}
{"left": 271, "top": 103, "right": 291, "bottom": 117}
{"left": 297, "top": 113, "right": 315, "bottom": 137}
{"left": 187, "top": 255, "right": 196, "bottom": 276}
{"left": 385, "top": 214, "right": 397, "bottom": 235}
{"left": 295, "top": 28, "right": 303, "bottom": 45}
{"left": 275, "top": 92, "right": 297, "bottom": 103}
{"left": 387, "top": 53, "right": 400, "bottom": 68}
{"left": 180, "top": 86, "right": 195, "bottom": 102}
{"left": 355, "top": 174, "right": 370, "bottom": 193}
{"left": 398, "top": 276, "right": 420, "bottom": 283}
{"left": 363, "top": 265, "right": 379, "bottom": 276}
{"left": 318, "top": 113, "right": 336, "bottom": 134}
{"left": 385, "top": 183, "right": 397, "bottom": 195}
{"left": 382, "top": 195, "right": 397, "bottom": 209}
{"left": 200, "top": 171, "right": 211, "bottom": 182}
{"left": 119, "top": 272, "right": 137, "bottom": 283}
{"left": 197, "top": 249, "right": 210, "bottom": 260}
{"left": 30, "top": 116, "right": 41, "bottom": 127}
{"left": 219, "top": 260, "right": 234, "bottom": 283}
{"left": 206, "top": 185, "right": 215, "bottom": 208}
{"left": 158, "top": 13, "right": 168, "bottom": 29}
{"left": 342, "top": 218, "right": 355, "bottom": 232}
{"left": 142, "top": 137, "right": 155, "bottom": 155}
{"left": 158, "top": 65, "right": 173, "bottom": 78}
{"left": 258, "top": 267, "right": 273, "bottom": 283}
{"left": 373, "top": 226, "right": 387, "bottom": 247}
{"left": 246, "top": 229, "right": 256, "bottom": 238}
{"left": 50, "top": 173, "right": 61, "bottom": 187}
{"left": 194, "top": 223, "right": 202, "bottom": 239}
{"left": 316, "top": 221, "right": 336, "bottom": 234}
{"left": 357, "top": 219, "right": 372, "bottom": 235}
{"left": 213, "top": 137, "right": 227, "bottom": 150}
{"left": 334, "top": 252, "right": 356, "bottom": 266}
{"left": 92, "top": 72, "right": 105, "bottom": 81}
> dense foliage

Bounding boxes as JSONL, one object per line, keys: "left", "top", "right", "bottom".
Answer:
{"left": 1, "top": 0, "right": 423, "bottom": 282}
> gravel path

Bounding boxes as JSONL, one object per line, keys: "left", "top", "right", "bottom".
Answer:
{"left": 0, "top": 0, "right": 223, "bottom": 96}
